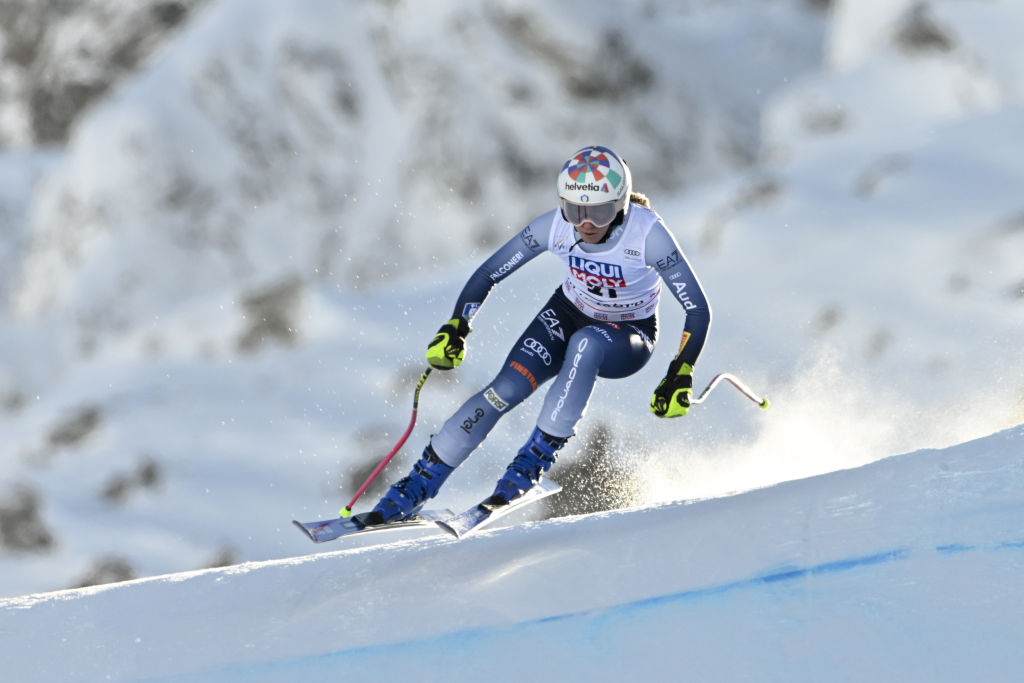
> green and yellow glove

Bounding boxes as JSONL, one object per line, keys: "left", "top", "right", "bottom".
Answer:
{"left": 651, "top": 361, "right": 693, "bottom": 418}
{"left": 426, "top": 317, "right": 471, "bottom": 370}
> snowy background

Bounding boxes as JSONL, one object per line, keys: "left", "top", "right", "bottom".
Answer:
{"left": 0, "top": 0, "right": 1022, "bottom": 676}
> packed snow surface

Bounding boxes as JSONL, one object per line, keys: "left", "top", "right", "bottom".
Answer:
{"left": 2, "top": 426, "right": 1022, "bottom": 681}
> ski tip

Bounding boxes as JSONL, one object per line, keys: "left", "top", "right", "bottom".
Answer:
{"left": 434, "top": 520, "right": 461, "bottom": 539}
{"left": 292, "top": 520, "right": 317, "bottom": 543}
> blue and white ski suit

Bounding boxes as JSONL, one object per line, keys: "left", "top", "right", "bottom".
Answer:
{"left": 430, "top": 202, "right": 711, "bottom": 467}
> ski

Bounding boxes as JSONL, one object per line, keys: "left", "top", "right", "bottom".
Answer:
{"left": 293, "top": 508, "right": 453, "bottom": 543}
{"left": 437, "top": 478, "right": 562, "bottom": 539}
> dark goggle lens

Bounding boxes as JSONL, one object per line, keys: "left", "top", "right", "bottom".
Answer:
{"left": 560, "top": 199, "right": 618, "bottom": 227}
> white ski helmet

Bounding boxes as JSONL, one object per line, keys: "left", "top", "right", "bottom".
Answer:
{"left": 556, "top": 145, "right": 632, "bottom": 227}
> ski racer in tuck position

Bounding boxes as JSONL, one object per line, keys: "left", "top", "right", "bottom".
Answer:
{"left": 369, "top": 145, "right": 711, "bottom": 523}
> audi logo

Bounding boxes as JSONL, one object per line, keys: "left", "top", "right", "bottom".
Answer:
{"left": 522, "top": 338, "right": 552, "bottom": 365}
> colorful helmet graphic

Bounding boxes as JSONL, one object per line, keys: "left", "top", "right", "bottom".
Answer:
{"left": 556, "top": 145, "right": 632, "bottom": 227}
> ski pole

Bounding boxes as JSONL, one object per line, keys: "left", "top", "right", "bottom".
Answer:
{"left": 340, "top": 367, "right": 432, "bottom": 518}
{"left": 690, "top": 372, "right": 770, "bottom": 409}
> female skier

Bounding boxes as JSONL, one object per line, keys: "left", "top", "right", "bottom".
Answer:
{"left": 370, "top": 145, "right": 711, "bottom": 522}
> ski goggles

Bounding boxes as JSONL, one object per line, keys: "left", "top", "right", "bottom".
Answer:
{"left": 559, "top": 198, "right": 619, "bottom": 228}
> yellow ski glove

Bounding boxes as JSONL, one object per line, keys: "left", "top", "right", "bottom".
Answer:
{"left": 425, "top": 317, "right": 471, "bottom": 370}
{"left": 651, "top": 362, "right": 693, "bottom": 418}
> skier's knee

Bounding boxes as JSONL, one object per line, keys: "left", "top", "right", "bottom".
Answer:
{"left": 487, "top": 366, "right": 535, "bottom": 408}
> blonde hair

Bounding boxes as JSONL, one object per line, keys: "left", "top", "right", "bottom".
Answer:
{"left": 629, "top": 191, "right": 651, "bottom": 208}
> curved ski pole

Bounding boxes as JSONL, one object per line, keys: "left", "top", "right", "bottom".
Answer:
{"left": 690, "top": 372, "right": 770, "bottom": 409}
{"left": 340, "top": 367, "right": 433, "bottom": 518}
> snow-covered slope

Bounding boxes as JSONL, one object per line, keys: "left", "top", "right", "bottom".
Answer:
{"left": 2, "top": 425, "right": 1022, "bottom": 682}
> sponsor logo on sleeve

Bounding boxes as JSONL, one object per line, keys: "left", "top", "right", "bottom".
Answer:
{"left": 656, "top": 250, "right": 683, "bottom": 270}
{"left": 677, "top": 331, "right": 691, "bottom": 355}
{"left": 520, "top": 226, "right": 541, "bottom": 251}
{"left": 462, "top": 302, "right": 481, "bottom": 321}
{"left": 490, "top": 251, "right": 524, "bottom": 281}
{"left": 673, "top": 281, "right": 697, "bottom": 310}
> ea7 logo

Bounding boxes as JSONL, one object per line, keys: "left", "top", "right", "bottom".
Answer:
{"left": 538, "top": 308, "right": 565, "bottom": 341}
{"left": 520, "top": 226, "right": 541, "bottom": 251}
{"left": 656, "top": 250, "right": 683, "bottom": 270}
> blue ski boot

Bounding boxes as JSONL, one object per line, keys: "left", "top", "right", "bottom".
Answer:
{"left": 370, "top": 445, "right": 455, "bottom": 523}
{"left": 488, "top": 427, "right": 569, "bottom": 505}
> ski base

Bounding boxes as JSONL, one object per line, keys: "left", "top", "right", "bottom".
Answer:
{"left": 293, "top": 508, "right": 454, "bottom": 543}
{"left": 437, "top": 478, "right": 561, "bottom": 539}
